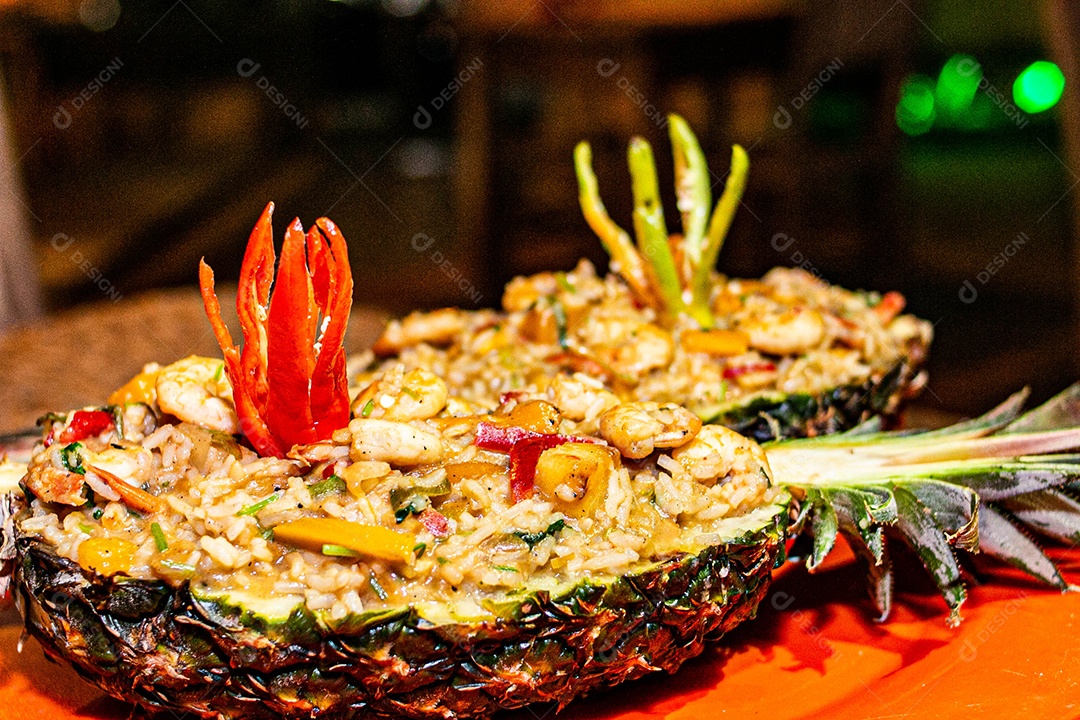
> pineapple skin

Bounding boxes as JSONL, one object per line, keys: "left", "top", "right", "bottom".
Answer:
{"left": 13, "top": 506, "right": 785, "bottom": 720}
{"left": 715, "top": 360, "right": 920, "bottom": 442}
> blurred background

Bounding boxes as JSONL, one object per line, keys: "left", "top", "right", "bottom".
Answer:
{"left": 0, "top": 0, "right": 1077, "bottom": 427}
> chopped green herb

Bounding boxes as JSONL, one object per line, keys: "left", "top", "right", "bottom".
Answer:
{"left": 109, "top": 405, "right": 125, "bottom": 439}
{"left": 236, "top": 492, "right": 281, "bottom": 517}
{"left": 394, "top": 496, "right": 428, "bottom": 524}
{"left": 412, "top": 542, "right": 427, "bottom": 558}
{"left": 213, "top": 362, "right": 224, "bottom": 382}
{"left": 160, "top": 559, "right": 196, "bottom": 575}
{"left": 78, "top": 523, "right": 94, "bottom": 534}
{"left": 361, "top": 399, "right": 375, "bottom": 418}
{"left": 36, "top": 412, "right": 65, "bottom": 427}
{"left": 258, "top": 522, "right": 274, "bottom": 542}
{"left": 369, "top": 575, "right": 388, "bottom": 600}
{"left": 60, "top": 443, "right": 86, "bottom": 475}
{"left": 308, "top": 475, "right": 347, "bottom": 498}
{"left": 92, "top": 507, "right": 103, "bottom": 520}
{"left": 322, "top": 544, "right": 361, "bottom": 558}
{"left": 556, "top": 271, "right": 575, "bottom": 293}
{"left": 150, "top": 522, "right": 168, "bottom": 552}
{"left": 514, "top": 519, "right": 567, "bottom": 548}
{"left": 551, "top": 298, "right": 569, "bottom": 349}
{"left": 436, "top": 556, "right": 449, "bottom": 565}
{"left": 127, "top": 508, "right": 143, "bottom": 520}
{"left": 492, "top": 565, "right": 518, "bottom": 573}
{"left": 401, "top": 386, "right": 420, "bottom": 401}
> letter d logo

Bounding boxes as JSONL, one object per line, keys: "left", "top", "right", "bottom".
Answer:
{"left": 959, "top": 280, "right": 978, "bottom": 304}
{"left": 596, "top": 58, "right": 621, "bottom": 78}
{"left": 414, "top": 105, "right": 433, "bottom": 130}
{"left": 53, "top": 105, "right": 72, "bottom": 130}
{"left": 774, "top": 105, "right": 792, "bottom": 130}
{"left": 411, "top": 233, "right": 435, "bottom": 252}
{"left": 236, "top": 58, "right": 260, "bottom": 78}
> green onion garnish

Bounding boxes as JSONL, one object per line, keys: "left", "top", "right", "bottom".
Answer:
{"left": 150, "top": 522, "right": 168, "bottom": 552}
{"left": 413, "top": 542, "right": 427, "bottom": 559}
{"left": 60, "top": 442, "right": 86, "bottom": 475}
{"left": 369, "top": 575, "right": 388, "bottom": 600}
{"left": 322, "top": 544, "right": 361, "bottom": 558}
{"left": 492, "top": 565, "right": 518, "bottom": 573}
{"left": 436, "top": 556, "right": 449, "bottom": 565}
{"left": 361, "top": 399, "right": 375, "bottom": 418}
{"left": 308, "top": 475, "right": 346, "bottom": 498}
{"left": 236, "top": 492, "right": 281, "bottom": 517}
{"left": 556, "top": 271, "right": 575, "bottom": 293}
{"left": 92, "top": 507, "right": 103, "bottom": 520}
{"left": 401, "top": 386, "right": 420, "bottom": 401}
{"left": 160, "top": 559, "right": 196, "bottom": 575}
{"left": 78, "top": 523, "right": 94, "bottom": 534}
{"left": 551, "top": 298, "right": 569, "bottom": 349}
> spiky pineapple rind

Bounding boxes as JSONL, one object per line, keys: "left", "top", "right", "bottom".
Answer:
{"left": 712, "top": 361, "right": 916, "bottom": 443}
{"left": 14, "top": 501, "right": 787, "bottom": 720}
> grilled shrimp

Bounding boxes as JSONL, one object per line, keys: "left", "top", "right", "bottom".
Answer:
{"left": 353, "top": 365, "right": 448, "bottom": 421}
{"left": 548, "top": 374, "right": 619, "bottom": 423}
{"left": 155, "top": 356, "right": 239, "bottom": 434}
{"left": 738, "top": 307, "right": 825, "bottom": 355}
{"left": 582, "top": 317, "right": 673, "bottom": 377}
{"left": 600, "top": 402, "right": 701, "bottom": 459}
{"left": 348, "top": 418, "right": 443, "bottom": 466}
{"left": 670, "top": 425, "right": 771, "bottom": 487}
{"left": 372, "top": 308, "right": 466, "bottom": 355}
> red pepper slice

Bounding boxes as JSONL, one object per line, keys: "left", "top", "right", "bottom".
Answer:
{"left": 475, "top": 421, "right": 598, "bottom": 502}
{"left": 723, "top": 362, "right": 777, "bottom": 380}
{"left": 418, "top": 508, "right": 450, "bottom": 538}
{"left": 874, "top": 291, "right": 906, "bottom": 324}
{"left": 199, "top": 203, "right": 354, "bottom": 457}
{"left": 58, "top": 410, "right": 114, "bottom": 444}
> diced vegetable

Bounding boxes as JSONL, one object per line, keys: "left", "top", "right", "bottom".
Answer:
{"left": 60, "top": 443, "right": 86, "bottom": 475}
{"left": 308, "top": 475, "right": 347, "bottom": 498}
{"left": 150, "top": 522, "right": 169, "bottom": 552}
{"left": 58, "top": 410, "right": 115, "bottom": 444}
{"left": 236, "top": 492, "right": 281, "bottom": 517}
{"left": 874, "top": 291, "right": 906, "bottom": 324}
{"left": 108, "top": 366, "right": 160, "bottom": 406}
{"left": 514, "top": 518, "right": 566, "bottom": 548}
{"left": 273, "top": 518, "right": 417, "bottom": 565}
{"left": 723, "top": 362, "right": 778, "bottom": 380}
{"left": 532, "top": 443, "right": 615, "bottom": 518}
{"left": 418, "top": 509, "right": 450, "bottom": 538}
{"left": 78, "top": 537, "right": 137, "bottom": 576}
{"left": 321, "top": 544, "right": 361, "bottom": 558}
{"left": 681, "top": 329, "right": 750, "bottom": 357}
{"left": 444, "top": 461, "right": 505, "bottom": 484}
{"left": 506, "top": 400, "right": 561, "bottom": 435}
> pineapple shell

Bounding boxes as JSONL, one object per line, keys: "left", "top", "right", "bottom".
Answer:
{"left": 710, "top": 360, "right": 920, "bottom": 442}
{"left": 12, "top": 502, "right": 787, "bottom": 719}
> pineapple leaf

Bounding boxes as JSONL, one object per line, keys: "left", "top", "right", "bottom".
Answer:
{"left": 826, "top": 486, "right": 897, "bottom": 564}
{"left": 901, "top": 479, "right": 979, "bottom": 552}
{"left": 841, "top": 527, "right": 893, "bottom": 622}
{"left": 978, "top": 504, "right": 1067, "bottom": 589}
{"left": 914, "top": 387, "right": 1030, "bottom": 439}
{"left": 999, "top": 488, "right": 1080, "bottom": 544}
{"left": 892, "top": 486, "right": 966, "bottom": 626}
{"left": 1005, "top": 382, "right": 1080, "bottom": 433}
{"left": 806, "top": 490, "right": 838, "bottom": 571}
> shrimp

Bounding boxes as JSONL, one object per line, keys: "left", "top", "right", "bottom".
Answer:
{"left": 348, "top": 418, "right": 443, "bottom": 466}
{"left": 582, "top": 317, "right": 673, "bottom": 377}
{"left": 600, "top": 402, "right": 701, "bottom": 459}
{"left": 352, "top": 365, "right": 448, "bottom": 421}
{"left": 372, "top": 308, "right": 466, "bottom": 355}
{"left": 548, "top": 374, "right": 619, "bottom": 423}
{"left": 670, "top": 425, "right": 771, "bottom": 487}
{"left": 155, "top": 356, "right": 239, "bottom": 434}
{"left": 738, "top": 307, "right": 825, "bottom": 355}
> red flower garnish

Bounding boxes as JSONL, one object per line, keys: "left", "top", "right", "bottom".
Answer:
{"left": 199, "top": 202, "right": 353, "bottom": 457}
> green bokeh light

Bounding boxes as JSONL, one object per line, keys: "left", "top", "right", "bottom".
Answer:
{"left": 935, "top": 54, "right": 982, "bottom": 117}
{"left": 1013, "top": 61, "right": 1065, "bottom": 114}
{"left": 897, "top": 75, "right": 937, "bottom": 136}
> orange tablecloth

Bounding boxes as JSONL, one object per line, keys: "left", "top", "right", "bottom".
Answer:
{"left": 1, "top": 541, "right": 1077, "bottom": 720}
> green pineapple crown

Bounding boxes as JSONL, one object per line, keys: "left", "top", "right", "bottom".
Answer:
{"left": 769, "top": 384, "right": 1080, "bottom": 625}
